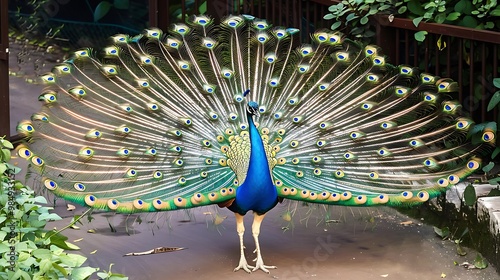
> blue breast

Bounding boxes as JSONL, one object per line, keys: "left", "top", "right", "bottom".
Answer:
{"left": 228, "top": 111, "right": 278, "bottom": 215}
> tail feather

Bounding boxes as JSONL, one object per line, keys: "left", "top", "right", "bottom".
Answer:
{"left": 16, "top": 15, "right": 495, "bottom": 213}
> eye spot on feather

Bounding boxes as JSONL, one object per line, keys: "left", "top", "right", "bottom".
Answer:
{"left": 44, "top": 179, "right": 57, "bottom": 190}
{"left": 208, "top": 192, "right": 219, "bottom": 201}
{"left": 467, "top": 160, "right": 480, "bottom": 170}
{"left": 417, "top": 191, "right": 429, "bottom": 202}
{"left": 85, "top": 195, "right": 96, "bottom": 206}
{"left": 31, "top": 156, "right": 44, "bottom": 167}
{"left": 341, "top": 191, "right": 352, "bottom": 200}
{"left": 78, "top": 147, "right": 94, "bottom": 160}
{"left": 292, "top": 158, "right": 300, "bottom": 164}
{"left": 275, "top": 180, "right": 283, "bottom": 187}
{"left": 178, "top": 177, "right": 187, "bottom": 185}
{"left": 482, "top": 131, "right": 495, "bottom": 142}
{"left": 126, "top": 168, "right": 137, "bottom": 178}
{"left": 316, "top": 139, "right": 326, "bottom": 147}
{"left": 369, "top": 172, "right": 379, "bottom": 179}
{"left": 300, "top": 190, "right": 309, "bottom": 198}
{"left": 205, "top": 158, "right": 213, "bottom": 165}
{"left": 329, "top": 193, "right": 340, "bottom": 202}
{"left": 401, "top": 191, "right": 413, "bottom": 199}
{"left": 334, "top": 170, "right": 345, "bottom": 178}
{"left": 355, "top": 195, "right": 367, "bottom": 204}
{"left": 74, "top": 183, "right": 86, "bottom": 191}
{"left": 448, "top": 174, "right": 459, "bottom": 184}
{"left": 376, "top": 194, "right": 389, "bottom": 204}
{"left": 437, "top": 178, "right": 449, "bottom": 187}
{"left": 277, "top": 158, "right": 286, "bottom": 165}
{"left": 289, "top": 140, "right": 299, "bottom": 148}
{"left": 18, "top": 147, "right": 32, "bottom": 159}
{"left": 107, "top": 199, "right": 119, "bottom": 210}
{"left": 296, "top": 171, "right": 304, "bottom": 178}
{"left": 153, "top": 171, "right": 163, "bottom": 179}
{"left": 290, "top": 188, "right": 297, "bottom": 195}
{"left": 219, "top": 159, "right": 227, "bottom": 166}
{"left": 313, "top": 168, "right": 322, "bottom": 176}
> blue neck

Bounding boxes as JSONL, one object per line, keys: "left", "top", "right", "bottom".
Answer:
{"left": 229, "top": 111, "right": 277, "bottom": 215}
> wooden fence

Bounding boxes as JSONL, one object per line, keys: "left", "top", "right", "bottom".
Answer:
{"left": 3, "top": 0, "right": 500, "bottom": 140}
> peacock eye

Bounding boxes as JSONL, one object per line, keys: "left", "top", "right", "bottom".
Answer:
{"left": 273, "top": 28, "right": 287, "bottom": 39}
{"left": 336, "top": 52, "right": 349, "bottom": 61}
{"left": 118, "top": 103, "right": 133, "bottom": 113}
{"left": 273, "top": 111, "right": 283, "bottom": 119}
{"left": 234, "top": 94, "right": 243, "bottom": 102}
{"left": 31, "top": 113, "right": 49, "bottom": 122}
{"left": 253, "top": 20, "right": 269, "bottom": 30}
{"left": 202, "top": 139, "right": 211, "bottom": 147}
{"left": 193, "top": 15, "right": 211, "bottom": 26}
{"left": 239, "top": 123, "right": 248, "bottom": 130}
{"left": 112, "top": 34, "right": 127, "bottom": 43}
{"left": 314, "top": 32, "right": 328, "bottom": 43}
{"left": 256, "top": 33, "right": 269, "bottom": 43}
{"left": 277, "top": 128, "right": 286, "bottom": 136}
{"left": 38, "top": 91, "right": 57, "bottom": 104}
{"left": 482, "top": 131, "right": 495, "bottom": 142}
{"left": 126, "top": 168, "right": 138, "bottom": 178}
{"left": 44, "top": 179, "right": 58, "bottom": 190}
{"left": 399, "top": 66, "right": 412, "bottom": 75}
{"left": 200, "top": 171, "right": 208, "bottom": 178}
{"left": 53, "top": 64, "right": 71, "bottom": 74}
{"left": 448, "top": 174, "right": 459, "bottom": 184}
{"left": 455, "top": 118, "right": 472, "bottom": 130}
{"left": 289, "top": 140, "right": 299, "bottom": 148}
{"left": 85, "top": 129, "right": 102, "bottom": 140}
{"left": 313, "top": 168, "right": 322, "bottom": 176}
{"left": 318, "top": 83, "right": 330, "bottom": 91}
{"left": 292, "top": 157, "right": 300, "bottom": 164}
{"left": 409, "top": 139, "right": 424, "bottom": 148}
{"left": 100, "top": 65, "right": 118, "bottom": 76}
{"left": 202, "top": 37, "right": 216, "bottom": 49}
{"left": 268, "top": 77, "right": 280, "bottom": 87}
{"left": 368, "top": 172, "right": 379, "bottom": 179}
{"left": 437, "top": 178, "right": 449, "bottom": 187}
{"left": 291, "top": 115, "right": 304, "bottom": 124}
{"left": 467, "top": 160, "right": 480, "bottom": 170}
{"left": 394, "top": 86, "right": 409, "bottom": 97}
{"left": 74, "top": 183, "right": 86, "bottom": 191}
{"left": 31, "top": 156, "right": 44, "bottom": 167}
{"left": 316, "top": 139, "right": 327, "bottom": 147}
{"left": 288, "top": 97, "right": 299, "bottom": 105}
{"left": 421, "top": 74, "right": 435, "bottom": 83}
{"left": 442, "top": 101, "right": 459, "bottom": 113}
{"left": 297, "top": 64, "right": 310, "bottom": 73}
{"left": 166, "top": 38, "right": 181, "bottom": 49}
{"left": 372, "top": 56, "right": 385, "bottom": 65}
{"left": 423, "top": 157, "right": 439, "bottom": 169}
{"left": 380, "top": 121, "right": 397, "bottom": 130}
{"left": 145, "top": 147, "right": 158, "bottom": 156}
{"left": 366, "top": 74, "right": 379, "bottom": 82}
{"left": 224, "top": 16, "right": 243, "bottom": 28}
{"left": 299, "top": 46, "right": 313, "bottom": 57}
{"left": 114, "top": 125, "right": 132, "bottom": 136}
{"left": 334, "top": 169, "right": 345, "bottom": 178}
{"left": 117, "top": 147, "right": 131, "bottom": 158}
{"left": 343, "top": 151, "right": 356, "bottom": 160}
{"left": 205, "top": 158, "right": 213, "bottom": 165}
{"left": 203, "top": 84, "right": 216, "bottom": 94}
{"left": 17, "top": 147, "right": 33, "bottom": 159}
{"left": 329, "top": 34, "right": 341, "bottom": 44}
{"left": 172, "top": 24, "right": 189, "bottom": 35}
{"left": 424, "top": 93, "right": 437, "bottom": 102}
{"left": 180, "top": 118, "right": 192, "bottom": 126}
{"left": 377, "top": 147, "right": 391, "bottom": 157}
{"left": 177, "top": 60, "right": 190, "bottom": 70}
{"left": 208, "top": 111, "right": 219, "bottom": 120}
{"left": 17, "top": 122, "right": 35, "bottom": 135}
{"left": 68, "top": 86, "right": 87, "bottom": 99}
{"left": 360, "top": 102, "right": 376, "bottom": 111}
{"left": 174, "top": 158, "right": 184, "bottom": 166}
{"left": 146, "top": 28, "right": 162, "bottom": 38}
{"left": 264, "top": 53, "right": 277, "bottom": 64}
{"left": 104, "top": 46, "right": 118, "bottom": 56}
{"left": 78, "top": 147, "right": 94, "bottom": 159}
{"left": 365, "top": 46, "right": 377, "bottom": 56}
{"left": 349, "top": 131, "right": 365, "bottom": 140}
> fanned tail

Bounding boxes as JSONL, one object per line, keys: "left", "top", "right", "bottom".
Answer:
{"left": 15, "top": 15, "right": 495, "bottom": 214}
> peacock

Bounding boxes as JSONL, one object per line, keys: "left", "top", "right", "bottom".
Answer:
{"left": 16, "top": 14, "right": 496, "bottom": 273}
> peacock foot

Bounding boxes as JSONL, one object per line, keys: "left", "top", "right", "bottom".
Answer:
{"left": 251, "top": 250, "right": 277, "bottom": 273}
{"left": 233, "top": 256, "right": 254, "bottom": 273}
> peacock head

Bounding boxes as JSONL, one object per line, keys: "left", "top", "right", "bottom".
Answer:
{"left": 247, "top": 101, "right": 259, "bottom": 116}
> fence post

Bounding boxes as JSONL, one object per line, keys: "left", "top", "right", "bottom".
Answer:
{"left": 0, "top": 1, "right": 9, "bottom": 139}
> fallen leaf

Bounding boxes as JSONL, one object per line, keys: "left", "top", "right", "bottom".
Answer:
{"left": 400, "top": 221, "right": 413, "bottom": 226}
{"left": 441, "top": 272, "right": 446, "bottom": 278}
{"left": 73, "top": 238, "right": 83, "bottom": 242}
{"left": 67, "top": 204, "right": 76, "bottom": 211}
{"left": 381, "top": 274, "right": 389, "bottom": 278}
{"left": 87, "top": 229, "right": 96, "bottom": 233}
{"left": 90, "top": 250, "right": 97, "bottom": 254}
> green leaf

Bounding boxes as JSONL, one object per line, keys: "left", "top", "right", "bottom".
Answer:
{"left": 435, "top": 13, "right": 446, "bottom": 23}
{"left": 408, "top": 0, "right": 426, "bottom": 15}
{"left": 446, "top": 12, "right": 461, "bottom": 21}
{"left": 360, "top": 16, "right": 369, "bottom": 25}
{"left": 474, "top": 253, "right": 488, "bottom": 269}
{"left": 71, "top": 267, "right": 99, "bottom": 280}
{"left": 414, "top": 31, "right": 427, "bottom": 42}
{"left": 491, "top": 8, "right": 500, "bottom": 16}
{"left": 346, "top": 13, "right": 358, "bottom": 22}
{"left": 434, "top": 226, "right": 450, "bottom": 239}
{"left": 487, "top": 188, "right": 500, "bottom": 196}
{"left": 0, "top": 164, "right": 6, "bottom": 175}
{"left": 198, "top": 1, "right": 207, "bottom": 14}
{"left": 39, "top": 258, "right": 53, "bottom": 274}
{"left": 412, "top": 16, "right": 424, "bottom": 27}
{"left": 0, "top": 139, "right": 13, "bottom": 149}
{"left": 487, "top": 91, "right": 500, "bottom": 111}
{"left": 494, "top": 78, "right": 500, "bottom": 89}
{"left": 94, "top": 1, "right": 113, "bottom": 22}
{"left": 330, "top": 21, "right": 342, "bottom": 30}
{"left": 492, "top": 147, "right": 500, "bottom": 159}
{"left": 324, "top": 14, "right": 335, "bottom": 20}
{"left": 482, "top": 162, "right": 495, "bottom": 173}
{"left": 464, "top": 184, "right": 477, "bottom": 206}
{"left": 113, "top": 0, "right": 129, "bottom": 9}
{"left": 398, "top": 6, "right": 407, "bottom": 14}
{"left": 461, "top": 15, "right": 478, "bottom": 28}
{"left": 52, "top": 263, "right": 68, "bottom": 278}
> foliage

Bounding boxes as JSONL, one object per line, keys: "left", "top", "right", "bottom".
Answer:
{"left": 0, "top": 138, "right": 127, "bottom": 279}
{"left": 324, "top": 0, "right": 500, "bottom": 42}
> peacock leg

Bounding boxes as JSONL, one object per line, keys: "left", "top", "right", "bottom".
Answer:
{"left": 251, "top": 212, "right": 277, "bottom": 273}
{"left": 233, "top": 213, "right": 254, "bottom": 273}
